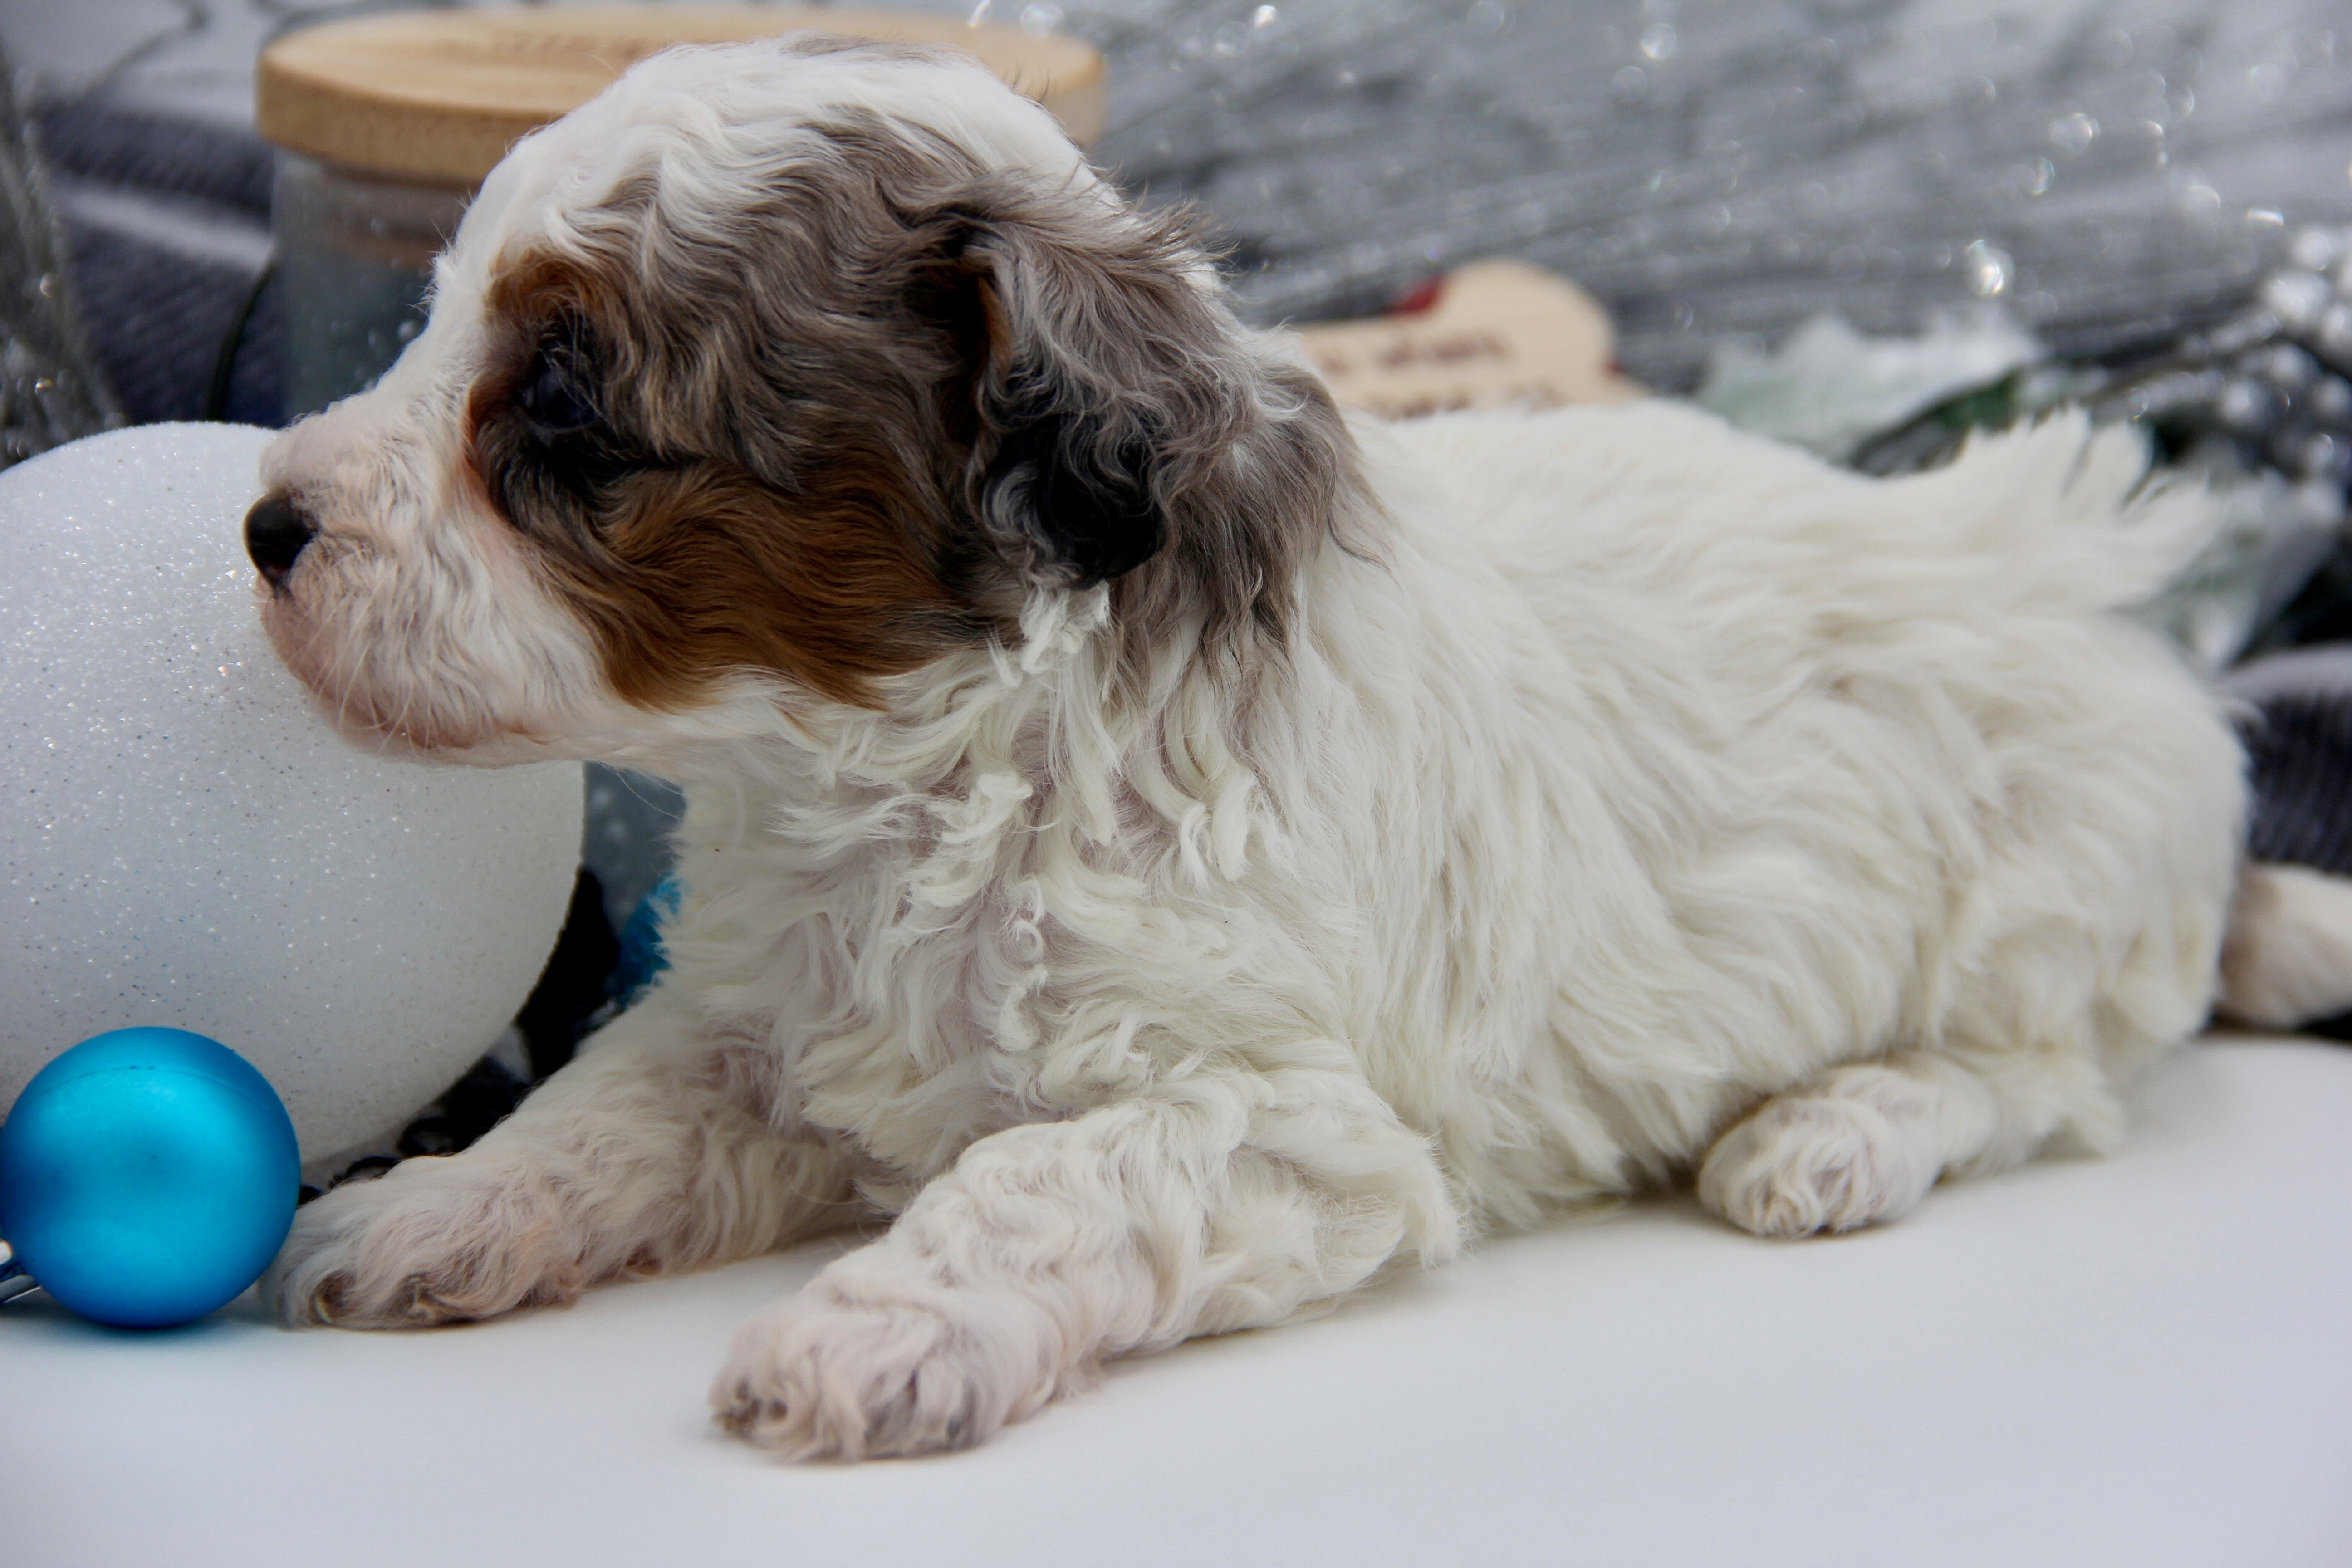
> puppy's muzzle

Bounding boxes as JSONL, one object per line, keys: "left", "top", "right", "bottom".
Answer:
{"left": 245, "top": 491, "right": 318, "bottom": 591}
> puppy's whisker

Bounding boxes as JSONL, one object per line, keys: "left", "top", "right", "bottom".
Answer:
{"left": 376, "top": 674, "right": 417, "bottom": 756}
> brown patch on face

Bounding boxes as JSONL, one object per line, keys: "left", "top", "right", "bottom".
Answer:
{"left": 568, "top": 466, "right": 981, "bottom": 710}
{"left": 467, "top": 246, "right": 999, "bottom": 710}
{"left": 464, "top": 86, "right": 1367, "bottom": 715}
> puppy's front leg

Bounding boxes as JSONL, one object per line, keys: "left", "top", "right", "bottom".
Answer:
{"left": 712, "top": 1059, "right": 1458, "bottom": 1459}
{"left": 268, "top": 994, "right": 864, "bottom": 1327}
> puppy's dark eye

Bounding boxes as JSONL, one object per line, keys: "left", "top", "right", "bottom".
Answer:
{"left": 515, "top": 339, "right": 600, "bottom": 438}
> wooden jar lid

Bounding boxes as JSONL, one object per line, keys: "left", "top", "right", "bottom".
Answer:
{"left": 256, "top": 5, "right": 1106, "bottom": 187}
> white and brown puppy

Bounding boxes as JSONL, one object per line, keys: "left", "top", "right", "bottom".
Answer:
{"left": 252, "top": 36, "right": 2294, "bottom": 1460}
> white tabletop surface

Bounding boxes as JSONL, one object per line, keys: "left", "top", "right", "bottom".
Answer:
{"left": 6, "top": 1034, "right": 2350, "bottom": 1568}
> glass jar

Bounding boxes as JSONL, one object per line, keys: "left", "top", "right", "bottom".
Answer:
{"left": 271, "top": 155, "right": 469, "bottom": 419}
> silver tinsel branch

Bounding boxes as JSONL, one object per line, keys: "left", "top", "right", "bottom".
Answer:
{"left": 1048, "top": 0, "right": 2352, "bottom": 390}
{"left": 0, "top": 45, "right": 118, "bottom": 466}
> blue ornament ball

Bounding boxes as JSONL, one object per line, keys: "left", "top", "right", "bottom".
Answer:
{"left": 0, "top": 1027, "right": 299, "bottom": 1328}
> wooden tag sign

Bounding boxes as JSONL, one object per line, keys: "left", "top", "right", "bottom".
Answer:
{"left": 1291, "top": 260, "right": 1642, "bottom": 419}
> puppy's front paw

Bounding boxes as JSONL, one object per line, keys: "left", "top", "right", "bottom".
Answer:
{"left": 712, "top": 1282, "right": 1060, "bottom": 1460}
{"left": 265, "top": 1157, "right": 580, "bottom": 1328}
{"left": 1697, "top": 1096, "right": 1938, "bottom": 1238}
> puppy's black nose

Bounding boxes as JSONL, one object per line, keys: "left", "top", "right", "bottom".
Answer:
{"left": 245, "top": 491, "right": 317, "bottom": 590}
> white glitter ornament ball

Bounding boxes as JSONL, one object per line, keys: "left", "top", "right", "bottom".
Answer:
{"left": 0, "top": 426, "right": 582, "bottom": 1163}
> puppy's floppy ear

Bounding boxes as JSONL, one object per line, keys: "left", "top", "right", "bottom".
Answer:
{"left": 917, "top": 191, "right": 1245, "bottom": 587}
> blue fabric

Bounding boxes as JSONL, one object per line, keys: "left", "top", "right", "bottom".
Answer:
{"left": 611, "top": 875, "right": 685, "bottom": 1008}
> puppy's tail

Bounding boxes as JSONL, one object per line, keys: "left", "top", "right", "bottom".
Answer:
{"left": 1898, "top": 411, "right": 2223, "bottom": 615}
{"left": 2218, "top": 862, "right": 2352, "bottom": 1029}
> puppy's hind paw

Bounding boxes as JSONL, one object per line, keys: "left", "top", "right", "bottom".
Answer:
{"left": 1697, "top": 1096, "right": 1938, "bottom": 1238}
{"left": 712, "top": 1284, "right": 1062, "bottom": 1461}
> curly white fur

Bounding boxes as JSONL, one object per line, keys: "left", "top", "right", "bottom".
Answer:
{"left": 257, "top": 39, "right": 2261, "bottom": 1461}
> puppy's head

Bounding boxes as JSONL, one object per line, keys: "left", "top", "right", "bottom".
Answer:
{"left": 250, "top": 36, "right": 1352, "bottom": 763}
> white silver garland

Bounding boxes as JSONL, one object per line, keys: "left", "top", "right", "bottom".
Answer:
{"left": 1066, "top": 0, "right": 2352, "bottom": 390}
